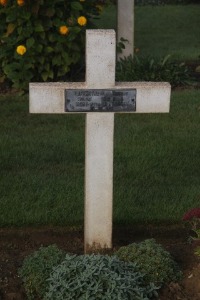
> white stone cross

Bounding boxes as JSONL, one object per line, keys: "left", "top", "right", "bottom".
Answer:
{"left": 30, "top": 30, "right": 170, "bottom": 253}
{"left": 117, "top": 0, "right": 134, "bottom": 58}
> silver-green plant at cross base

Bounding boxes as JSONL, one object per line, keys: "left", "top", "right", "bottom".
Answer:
{"left": 45, "top": 254, "right": 159, "bottom": 300}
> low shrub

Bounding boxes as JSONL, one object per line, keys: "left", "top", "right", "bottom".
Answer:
{"left": 45, "top": 254, "right": 159, "bottom": 300}
{"left": 116, "top": 55, "right": 191, "bottom": 87}
{"left": 0, "top": 0, "right": 101, "bottom": 91}
{"left": 116, "top": 239, "right": 182, "bottom": 286}
{"left": 19, "top": 244, "right": 65, "bottom": 300}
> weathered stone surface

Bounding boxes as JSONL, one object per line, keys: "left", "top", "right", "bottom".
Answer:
{"left": 85, "top": 113, "right": 114, "bottom": 251}
{"left": 117, "top": 0, "right": 134, "bottom": 58}
{"left": 30, "top": 81, "right": 170, "bottom": 114}
{"left": 86, "top": 30, "right": 115, "bottom": 89}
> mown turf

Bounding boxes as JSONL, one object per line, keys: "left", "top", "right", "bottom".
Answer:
{"left": 0, "top": 89, "right": 200, "bottom": 226}
{"left": 95, "top": 4, "right": 200, "bottom": 60}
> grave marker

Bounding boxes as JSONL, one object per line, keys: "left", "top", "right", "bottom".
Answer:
{"left": 117, "top": 0, "right": 134, "bottom": 58}
{"left": 30, "top": 30, "right": 171, "bottom": 253}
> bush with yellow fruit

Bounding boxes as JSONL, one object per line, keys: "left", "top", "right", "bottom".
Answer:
{"left": 0, "top": 0, "right": 101, "bottom": 91}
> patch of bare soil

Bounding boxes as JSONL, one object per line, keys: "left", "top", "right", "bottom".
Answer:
{"left": 0, "top": 224, "right": 199, "bottom": 300}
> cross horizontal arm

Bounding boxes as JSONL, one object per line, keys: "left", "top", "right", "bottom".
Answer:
{"left": 29, "top": 82, "right": 171, "bottom": 114}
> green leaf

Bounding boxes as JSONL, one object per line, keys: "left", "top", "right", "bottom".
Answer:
{"left": 57, "top": 66, "right": 69, "bottom": 77}
{"left": 37, "top": 45, "right": 43, "bottom": 53}
{"left": 26, "top": 37, "right": 35, "bottom": 48}
{"left": 5, "top": 23, "right": 16, "bottom": 37}
{"left": 34, "top": 24, "right": 44, "bottom": 33}
{"left": 118, "top": 42, "right": 125, "bottom": 49}
{"left": 53, "top": 18, "right": 61, "bottom": 27}
{"left": 62, "top": 52, "right": 69, "bottom": 61}
{"left": 55, "top": 8, "right": 64, "bottom": 19}
{"left": 52, "top": 56, "right": 62, "bottom": 66}
{"left": 44, "top": 63, "right": 50, "bottom": 72}
{"left": 6, "top": 12, "right": 17, "bottom": 23}
{"left": 8, "top": 63, "right": 21, "bottom": 71}
{"left": 39, "top": 57, "right": 45, "bottom": 65}
{"left": 17, "top": 27, "right": 23, "bottom": 35}
{"left": 70, "top": 26, "right": 81, "bottom": 34}
{"left": 48, "top": 34, "right": 56, "bottom": 42}
{"left": 161, "top": 55, "right": 171, "bottom": 67}
{"left": 48, "top": 70, "right": 54, "bottom": 79}
{"left": 38, "top": 32, "right": 45, "bottom": 40}
{"left": 23, "top": 63, "right": 34, "bottom": 70}
{"left": 20, "top": 11, "right": 31, "bottom": 21}
{"left": 41, "top": 71, "right": 49, "bottom": 81}
{"left": 46, "top": 47, "right": 54, "bottom": 53}
{"left": 43, "top": 19, "right": 52, "bottom": 29}
{"left": 70, "top": 2, "right": 83, "bottom": 10}
{"left": 45, "top": 8, "right": 55, "bottom": 17}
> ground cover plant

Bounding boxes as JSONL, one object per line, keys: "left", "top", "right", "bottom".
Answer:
{"left": 0, "top": 90, "right": 200, "bottom": 227}
{"left": 116, "top": 55, "right": 191, "bottom": 87}
{"left": 18, "top": 245, "right": 167, "bottom": 299}
{"left": 45, "top": 254, "right": 158, "bottom": 299}
{"left": 16, "top": 238, "right": 197, "bottom": 299}
{"left": 19, "top": 245, "right": 65, "bottom": 300}
{"left": 116, "top": 239, "right": 182, "bottom": 286}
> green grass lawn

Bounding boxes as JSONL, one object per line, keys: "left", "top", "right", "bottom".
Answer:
{"left": 95, "top": 4, "right": 200, "bottom": 60}
{"left": 0, "top": 90, "right": 200, "bottom": 227}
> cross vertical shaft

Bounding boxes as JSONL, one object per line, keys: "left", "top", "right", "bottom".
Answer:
{"left": 84, "top": 30, "right": 116, "bottom": 252}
